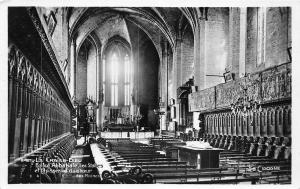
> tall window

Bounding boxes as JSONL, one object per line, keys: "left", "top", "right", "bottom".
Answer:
{"left": 111, "top": 54, "right": 118, "bottom": 106}
{"left": 104, "top": 50, "right": 132, "bottom": 107}
{"left": 124, "top": 54, "right": 131, "bottom": 105}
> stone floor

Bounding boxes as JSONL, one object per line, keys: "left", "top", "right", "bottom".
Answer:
{"left": 61, "top": 143, "right": 101, "bottom": 184}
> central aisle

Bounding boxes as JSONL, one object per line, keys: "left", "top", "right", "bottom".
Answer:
{"left": 61, "top": 143, "right": 101, "bottom": 184}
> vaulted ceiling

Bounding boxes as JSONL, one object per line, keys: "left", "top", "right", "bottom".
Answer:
{"left": 67, "top": 7, "right": 193, "bottom": 57}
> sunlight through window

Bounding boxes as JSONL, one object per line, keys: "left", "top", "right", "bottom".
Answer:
{"left": 111, "top": 53, "right": 118, "bottom": 106}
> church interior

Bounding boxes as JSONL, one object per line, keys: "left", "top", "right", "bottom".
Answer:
{"left": 7, "top": 6, "right": 292, "bottom": 184}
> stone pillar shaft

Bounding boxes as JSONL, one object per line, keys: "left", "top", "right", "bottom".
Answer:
{"left": 239, "top": 8, "right": 247, "bottom": 77}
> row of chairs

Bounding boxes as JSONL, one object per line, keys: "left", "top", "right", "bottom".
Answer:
{"left": 200, "top": 134, "right": 291, "bottom": 184}
{"left": 8, "top": 134, "right": 76, "bottom": 184}
{"left": 202, "top": 134, "right": 291, "bottom": 160}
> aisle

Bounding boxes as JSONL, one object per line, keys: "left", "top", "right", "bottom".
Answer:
{"left": 61, "top": 143, "right": 101, "bottom": 184}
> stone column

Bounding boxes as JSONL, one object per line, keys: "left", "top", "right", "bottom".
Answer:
{"left": 227, "top": 7, "right": 241, "bottom": 76}
{"left": 97, "top": 49, "right": 102, "bottom": 132}
{"left": 193, "top": 26, "right": 200, "bottom": 88}
{"left": 239, "top": 8, "right": 247, "bottom": 77}
{"left": 193, "top": 20, "right": 206, "bottom": 90}
{"left": 135, "top": 47, "right": 140, "bottom": 105}
{"left": 192, "top": 19, "right": 206, "bottom": 129}
{"left": 160, "top": 40, "right": 168, "bottom": 131}
{"left": 173, "top": 35, "right": 182, "bottom": 127}
{"left": 174, "top": 35, "right": 182, "bottom": 89}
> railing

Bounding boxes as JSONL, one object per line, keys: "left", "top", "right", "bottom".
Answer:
{"left": 100, "top": 131, "right": 154, "bottom": 139}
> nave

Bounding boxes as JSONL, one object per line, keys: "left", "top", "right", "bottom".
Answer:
{"left": 7, "top": 6, "right": 292, "bottom": 185}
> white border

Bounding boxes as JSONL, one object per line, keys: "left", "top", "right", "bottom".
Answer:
{"left": 1, "top": 1, "right": 300, "bottom": 189}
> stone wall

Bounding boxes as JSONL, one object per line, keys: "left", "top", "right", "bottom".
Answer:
{"left": 205, "top": 8, "right": 229, "bottom": 89}
{"left": 246, "top": 7, "right": 291, "bottom": 74}
{"left": 36, "top": 8, "right": 70, "bottom": 82}
{"left": 265, "top": 7, "right": 290, "bottom": 67}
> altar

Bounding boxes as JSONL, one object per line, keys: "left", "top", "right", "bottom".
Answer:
{"left": 177, "top": 145, "right": 223, "bottom": 169}
{"left": 169, "top": 141, "right": 223, "bottom": 169}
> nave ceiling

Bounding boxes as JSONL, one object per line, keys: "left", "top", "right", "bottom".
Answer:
{"left": 67, "top": 7, "right": 192, "bottom": 58}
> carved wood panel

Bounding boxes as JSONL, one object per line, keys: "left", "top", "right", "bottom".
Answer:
{"left": 189, "top": 87, "right": 215, "bottom": 111}
{"left": 228, "top": 114, "right": 232, "bottom": 136}
{"left": 268, "top": 109, "right": 276, "bottom": 136}
{"left": 215, "top": 80, "right": 240, "bottom": 108}
{"left": 189, "top": 63, "right": 291, "bottom": 112}
{"left": 276, "top": 108, "right": 283, "bottom": 136}
{"left": 232, "top": 114, "right": 236, "bottom": 136}
{"left": 261, "top": 64, "right": 291, "bottom": 102}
